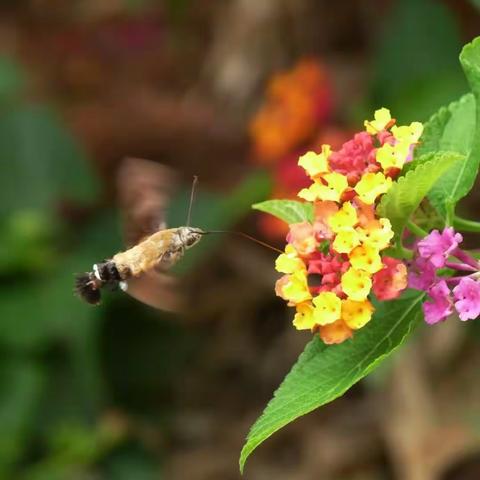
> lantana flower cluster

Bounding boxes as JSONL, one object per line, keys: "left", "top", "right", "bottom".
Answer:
{"left": 409, "top": 227, "right": 480, "bottom": 324}
{"left": 275, "top": 108, "right": 423, "bottom": 344}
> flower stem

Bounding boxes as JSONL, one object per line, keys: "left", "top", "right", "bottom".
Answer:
{"left": 452, "top": 247, "right": 479, "bottom": 269}
{"left": 398, "top": 245, "right": 413, "bottom": 260}
{"left": 406, "top": 220, "right": 428, "bottom": 238}
{"left": 445, "top": 276, "right": 464, "bottom": 285}
{"left": 445, "top": 201, "right": 455, "bottom": 227}
{"left": 445, "top": 261, "right": 477, "bottom": 272}
{"left": 453, "top": 215, "right": 480, "bottom": 233}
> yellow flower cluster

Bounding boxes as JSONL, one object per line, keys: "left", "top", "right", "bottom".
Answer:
{"left": 274, "top": 108, "right": 420, "bottom": 344}
{"left": 366, "top": 108, "right": 423, "bottom": 171}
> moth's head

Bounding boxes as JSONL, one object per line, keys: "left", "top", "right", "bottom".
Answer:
{"left": 178, "top": 227, "right": 204, "bottom": 249}
{"left": 74, "top": 272, "right": 102, "bottom": 305}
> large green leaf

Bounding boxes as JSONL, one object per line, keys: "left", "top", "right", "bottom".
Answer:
{"left": 252, "top": 199, "right": 314, "bottom": 224}
{"left": 240, "top": 291, "right": 424, "bottom": 472}
{"left": 378, "top": 152, "right": 463, "bottom": 243}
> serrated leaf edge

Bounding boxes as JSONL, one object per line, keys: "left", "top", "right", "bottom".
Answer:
{"left": 239, "top": 293, "right": 424, "bottom": 472}
{"left": 378, "top": 152, "right": 463, "bottom": 236}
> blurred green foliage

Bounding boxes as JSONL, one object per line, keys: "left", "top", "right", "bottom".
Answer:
{"left": 0, "top": 48, "right": 269, "bottom": 477}
{"left": 0, "top": 57, "right": 24, "bottom": 105}
{"left": 0, "top": 0, "right": 476, "bottom": 477}
{"left": 471, "top": 0, "right": 480, "bottom": 11}
{"left": 0, "top": 55, "right": 120, "bottom": 479}
{"left": 371, "top": 0, "right": 467, "bottom": 123}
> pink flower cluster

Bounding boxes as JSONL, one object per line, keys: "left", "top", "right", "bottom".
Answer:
{"left": 409, "top": 227, "right": 480, "bottom": 324}
{"left": 328, "top": 132, "right": 379, "bottom": 182}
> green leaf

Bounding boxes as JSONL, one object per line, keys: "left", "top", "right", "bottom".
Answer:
{"left": 252, "top": 200, "right": 314, "bottom": 224}
{"left": 0, "top": 359, "right": 44, "bottom": 474}
{"left": 378, "top": 152, "right": 463, "bottom": 242}
{"left": 0, "top": 210, "right": 57, "bottom": 275}
{"left": 415, "top": 93, "right": 475, "bottom": 158}
{"left": 0, "top": 105, "right": 98, "bottom": 217}
{"left": 0, "top": 212, "right": 120, "bottom": 351}
{"left": 412, "top": 37, "right": 480, "bottom": 218}
{"left": 452, "top": 37, "right": 480, "bottom": 204}
{"left": 240, "top": 291, "right": 424, "bottom": 472}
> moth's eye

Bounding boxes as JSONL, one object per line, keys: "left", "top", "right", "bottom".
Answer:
{"left": 187, "top": 237, "right": 196, "bottom": 246}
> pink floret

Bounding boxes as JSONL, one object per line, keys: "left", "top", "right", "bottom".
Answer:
{"left": 453, "top": 277, "right": 480, "bottom": 321}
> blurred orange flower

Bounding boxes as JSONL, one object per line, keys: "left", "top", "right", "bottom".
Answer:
{"left": 250, "top": 59, "right": 333, "bottom": 164}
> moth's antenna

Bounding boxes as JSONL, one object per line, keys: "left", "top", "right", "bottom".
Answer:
{"left": 202, "top": 230, "right": 283, "bottom": 254}
{"left": 186, "top": 175, "right": 198, "bottom": 227}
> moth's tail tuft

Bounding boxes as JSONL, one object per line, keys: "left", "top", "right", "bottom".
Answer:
{"left": 75, "top": 273, "right": 101, "bottom": 305}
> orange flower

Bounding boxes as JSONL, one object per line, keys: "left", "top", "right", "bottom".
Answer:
{"left": 319, "top": 320, "right": 353, "bottom": 345}
{"left": 250, "top": 59, "right": 334, "bottom": 163}
{"left": 287, "top": 222, "right": 317, "bottom": 256}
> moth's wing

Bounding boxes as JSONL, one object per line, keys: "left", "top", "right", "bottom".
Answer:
{"left": 117, "top": 157, "right": 178, "bottom": 247}
{"left": 123, "top": 271, "right": 184, "bottom": 312}
{"left": 116, "top": 158, "right": 182, "bottom": 311}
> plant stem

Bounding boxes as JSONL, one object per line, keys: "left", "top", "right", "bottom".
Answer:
{"left": 445, "top": 276, "right": 464, "bottom": 284}
{"left": 452, "top": 247, "right": 479, "bottom": 269}
{"left": 406, "top": 220, "right": 428, "bottom": 238}
{"left": 445, "top": 201, "right": 455, "bottom": 227}
{"left": 453, "top": 215, "right": 480, "bottom": 233}
{"left": 398, "top": 245, "right": 413, "bottom": 260}
{"left": 445, "top": 261, "right": 477, "bottom": 272}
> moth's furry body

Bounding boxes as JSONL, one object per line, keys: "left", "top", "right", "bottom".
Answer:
{"left": 75, "top": 227, "right": 203, "bottom": 305}
{"left": 114, "top": 227, "right": 201, "bottom": 277}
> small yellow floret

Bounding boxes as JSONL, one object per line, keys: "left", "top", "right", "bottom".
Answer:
{"left": 281, "top": 270, "right": 312, "bottom": 304}
{"left": 341, "top": 299, "right": 374, "bottom": 329}
{"left": 298, "top": 145, "right": 331, "bottom": 178}
{"left": 364, "top": 107, "right": 392, "bottom": 134}
{"left": 391, "top": 122, "right": 423, "bottom": 143}
{"left": 328, "top": 201, "right": 358, "bottom": 233}
{"left": 356, "top": 218, "right": 393, "bottom": 251}
{"left": 376, "top": 141, "right": 410, "bottom": 171}
{"left": 332, "top": 228, "right": 361, "bottom": 254}
{"left": 349, "top": 245, "right": 383, "bottom": 274}
{"left": 341, "top": 268, "right": 372, "bottom": 301}
{"left": 293, "top": 302, "right": 316, "bottom": 330}
{"left": 312, "top": 291, "right": 342, "bottom": 325}
{"left": 355, "top": 172, "right": 392, "bottom": 205}
{"left": 298, "top": 183, "right": 320, "bottom": 202}
{"left": 298, "top": 172, "right": 348, "bottom": 202}
{"left": 275, "top": 244, "right": 305, "bottom": 274}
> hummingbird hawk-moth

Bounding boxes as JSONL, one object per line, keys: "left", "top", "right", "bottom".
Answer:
{"left": 75, "top": 158, "right": 205, "bottom": 311}
{"left": 75, "top": 157, "right": 280, "bottom": 310}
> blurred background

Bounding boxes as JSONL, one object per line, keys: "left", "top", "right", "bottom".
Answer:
{"left": 1, "top": 0, "right": 480, "bottom": 479}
